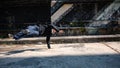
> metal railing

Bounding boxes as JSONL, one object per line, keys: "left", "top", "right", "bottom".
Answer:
{"left": 92, "top": 3, "right": 111, "bottom": 20}
{"left": 52, "top": 25, "right": 120, "bottom": 36}
{"left": 53, "top": 4, "right": 74, "bottom": 24}
{"left": 51, "top": 1, "right": 64, "bottom": 15}
{"left": 89, "top": 0, "right": 120, "bottom": 27}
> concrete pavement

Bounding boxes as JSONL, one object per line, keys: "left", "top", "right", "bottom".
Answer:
{"left": 0, "top": 42, "right": 120, "bottom": 68}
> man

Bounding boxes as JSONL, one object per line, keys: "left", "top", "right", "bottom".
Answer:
{"left": 9, "top": 23, "right": 60, "bottom": 49}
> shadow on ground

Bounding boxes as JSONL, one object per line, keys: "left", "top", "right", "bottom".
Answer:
{"left": 0, "top": 54, "right": 120, "bottom": 68}
{"left": 0, "top": 48, "right": 44, "bottom": 55}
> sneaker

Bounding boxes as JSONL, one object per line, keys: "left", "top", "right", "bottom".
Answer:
{"left": 8, "top": 34, "right": 13, "bottom": 39}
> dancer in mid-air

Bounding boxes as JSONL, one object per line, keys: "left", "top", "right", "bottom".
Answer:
{"left": 9, "top": 23, "right": 60, "bottom": 49}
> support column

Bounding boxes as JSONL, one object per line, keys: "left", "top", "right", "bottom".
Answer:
{"left": 95, "top": 3, "right": 98, "bottom": 15}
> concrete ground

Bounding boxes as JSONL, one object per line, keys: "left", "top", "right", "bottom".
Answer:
{"left": 0, "top": 42, "right": 120, "bottom": 68}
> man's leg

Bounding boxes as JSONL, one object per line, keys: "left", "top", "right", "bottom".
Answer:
{"left": 46, "top": 35, "right": 51, "bottom": 49}
{"left": 13, "top": 25, "right": 39, "bottom": 40}
{"left": 14, "top": 29, "right": 39, "bottom": 39}
{"left": 13, "top": 30, "right": 26, "bottom": 40}
{"left": 26, "top": 30, "right": 39, "bottom": 37}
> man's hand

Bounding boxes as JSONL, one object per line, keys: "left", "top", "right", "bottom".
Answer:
{"left": 52, "top": 29, "right": 57, "bottom": 34}
{"left": 58, "top": 30, "right": 64, "bottom": 34}
{"left": 52, "top": 29, "right": 64, "bottom": 34}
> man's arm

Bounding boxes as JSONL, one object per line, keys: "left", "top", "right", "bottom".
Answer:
{"left": 50, "top": 24, "right": 59, "bottom": 32}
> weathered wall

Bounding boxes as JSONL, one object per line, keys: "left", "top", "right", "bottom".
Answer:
{"left": 0, "top": 0, "right": 51, "bottom": 37}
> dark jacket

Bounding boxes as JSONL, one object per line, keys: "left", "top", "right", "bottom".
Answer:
{"left": 38, "top": 24, "right": 59, "bottom": 49}
{"left": 38, "top": 24, "right": 59, "bottom": 36}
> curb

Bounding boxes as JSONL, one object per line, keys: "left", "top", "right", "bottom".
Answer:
{"left": 0, "top": 34, "right": 120, "bottom": 44}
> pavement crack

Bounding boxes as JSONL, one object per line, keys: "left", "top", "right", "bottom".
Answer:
{"left": 101, "top": 42, "right": 120, "bottom": 54}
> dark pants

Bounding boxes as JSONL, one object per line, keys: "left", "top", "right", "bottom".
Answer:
{"left": 13, "top": 25, "right": 40, "bottom": 40}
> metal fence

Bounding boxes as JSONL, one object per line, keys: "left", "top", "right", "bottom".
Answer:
{"left": 52, "top": 26, "right": 120, "bottom": 36}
